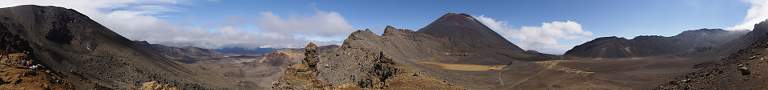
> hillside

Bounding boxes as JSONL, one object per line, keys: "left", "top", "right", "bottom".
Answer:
{"left": 565, "top": 29, "right": 746, "bottom": 58}
{"left": 656, "top": 21, "right": 768, "bottom": 89}
{"left": 0, "top": 5, "right": 214, "bottom": 89}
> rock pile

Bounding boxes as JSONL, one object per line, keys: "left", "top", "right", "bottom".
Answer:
{"left": 303, "top": 42, "right": 319, "bottom": 70}
{"left": 271, "top": 42, "right": 330, "bottom": 89}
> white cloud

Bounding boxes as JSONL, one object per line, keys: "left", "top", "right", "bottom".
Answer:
{"left": 475, "top": 15, "right": 593, "bottom": 54}
{"left": 731, "top": 0, "right": 768, "bottom": 30}
{"left": 0, "top": 0, "right": 353, "bottom": 49}
{"left": 257, "top": 11, "right": 355, "bottom": 38}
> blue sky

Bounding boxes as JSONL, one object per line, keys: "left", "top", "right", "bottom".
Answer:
{"left": 0, "top": 0, "right": 761, "bottom": 54}
{"left": 170, "top": 0, "right": 747, "bottom": 36}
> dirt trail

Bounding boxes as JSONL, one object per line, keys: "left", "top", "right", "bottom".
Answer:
{"left": 419, "top": 62, "right": 505, "bottom": 71}
{"left": 506, "top": 61, "right": 559, "bottom": 87}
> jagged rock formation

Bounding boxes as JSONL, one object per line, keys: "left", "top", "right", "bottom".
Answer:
{"left": 302, "top": 43, "right": 319, "bottom": 69}
{"left": 271, "top": 42, "right": 332, "bottom": 89}
{"left": 274, "top": 26, "right": 480, "bottom": 89}
{"left": 656, "top": 21, "right": 768, "bottom": 89}
{"left": 565, "top": 29, "right": 746, "bottom": 58}
{"left": 0, "top": 5, "right": 208, "bottom": 89}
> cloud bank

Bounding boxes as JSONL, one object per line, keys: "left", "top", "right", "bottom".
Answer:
{"left": 148, "top": 11, "right": 354, "bottom": 48}
{"left": 731, "top": 0, "right": 768, "bottom": 30}
{"left": 0, "top": 0, "right": 354, "bottom": 49}
{"left": 475, "top": 15, "right": 593, "bottom": 54}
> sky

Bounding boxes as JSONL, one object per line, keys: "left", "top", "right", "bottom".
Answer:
{"left": 0, "top": 0, "right": 764, "bottom": 54}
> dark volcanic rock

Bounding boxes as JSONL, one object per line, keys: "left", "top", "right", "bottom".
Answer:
{"left": 418, "top": 13, "right": 532, "bottom": 64}
{"left": 0, "top": 24, "right": 32, "bottom": 54}
{"left": 303, "top": 42, "right": 319, "bottom": 70}
{"left": 564, "top": 36, "right": 634, "bottom": 58}
{"left": 565, "top": 28, "right": 746, "bottom": 58}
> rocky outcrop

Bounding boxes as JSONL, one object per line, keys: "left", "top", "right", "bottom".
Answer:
{"left": 271, "top": 42, "right": 330, "bottom": 90}
{"left": 273, "top": 25, "right": 466, "bottom": 89}
{"left": 303, "top": 42, "right": 319, "bottom": 70}
{"left": 565, "top": 29, "right": 746, "bottom": 58}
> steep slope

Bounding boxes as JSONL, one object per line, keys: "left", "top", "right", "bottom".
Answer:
{"left": 564, "top": 29, "right": 746, "bottom": 58}
{"left": 0, "top": 5, "right": 206, "bottom": 89}
{"left": 418, "top": 13, "right": 533, "bottom": 64}
{"left": 563, "top": 36, "right": 634, "bottom": 58}
{"left": 656, "top": 21, "right": 768, "bottom": 89}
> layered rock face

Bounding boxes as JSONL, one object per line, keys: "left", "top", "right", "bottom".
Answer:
{"left": 656, "top": 21, "right": 768, "bottom": 89}
{"left": 565, "top": 29, "right": 746, "bottom": 58}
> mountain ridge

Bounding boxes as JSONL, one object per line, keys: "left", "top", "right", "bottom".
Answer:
{"left": 564, "top": 28, "right": 747, "bottom": 58}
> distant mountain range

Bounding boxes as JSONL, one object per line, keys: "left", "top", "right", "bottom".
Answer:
{"left": 658, "top": 20, "right": 768, "bottom": 90}
{"left": 214, "top": 47, "right": 276, "bottom": 55}
{"left": 565, "top": 28, "right": 747, "bottom": 58}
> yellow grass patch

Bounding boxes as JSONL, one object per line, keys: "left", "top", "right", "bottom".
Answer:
{"left": 420, "top": 62, "right": 506, "bottom": 71}
{"left": 534, "top": 60, "right": 594, "bottom": 75}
